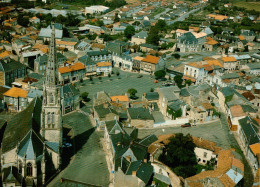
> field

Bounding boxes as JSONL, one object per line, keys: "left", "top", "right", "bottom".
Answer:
{"left": 233, "top": 0, "right": 260, "bottom": 11}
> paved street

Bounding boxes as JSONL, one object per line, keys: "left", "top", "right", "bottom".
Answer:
{"left": 137, "top": 120, "right": 234, "bottom": 149}
{"left": 48, "top": 112, "right": 110, "bottom": 187}
{"left": 167, "top": 7, "right": 201, "bottom": 25}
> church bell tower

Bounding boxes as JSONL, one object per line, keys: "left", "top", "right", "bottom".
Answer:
{"left": 41, "top": 24, "right": 62, "bottom": 152}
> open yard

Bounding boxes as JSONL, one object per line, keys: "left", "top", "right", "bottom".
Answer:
{"left": 233, "top": 0, "right": 260, "bottom": 11}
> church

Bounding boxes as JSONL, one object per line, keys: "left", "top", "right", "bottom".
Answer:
{"left": 1, "top": 25, "right": 63, "bottom": 186}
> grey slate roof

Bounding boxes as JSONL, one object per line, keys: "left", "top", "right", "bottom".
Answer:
{"left": 138, "top": 134, "right": 158, "bottom": 147}
{"left": 127, "top": 107, "right": 154, "bottom": 120}
{"left": 178, "top": 32, "right": 198, "bottom": 44}
{"left": 39, "top": 28, "right": 63, "bottom": 39}
{"left": 239, "top": 116, "right": 260, "bottom": 145}
{"left": 35, "top": 54, "right": 48, "bottom": 65}
{"left": 221, "top": 72, "right": 240, "bottom": 79}
{"left": 168, "top": 100, "right": 184, "bottom": 111}
{"left": 86, "top": 50, "right": 110, "bottom": 56}
{"left": 27, "top": 89, "right": 43, "bottom": 98}
{"left": 78, "top": 55, "right": 96, "bottom": 65}
{"left": 145, "top": 92, "right": 159, "bottom": 101}
{"left": 17, "top": 130, "right": 44, "bottom": 160}
{"left": 2, "top": 97, "right": 42, "bottom": 153}
{"left": 0, "top": 58, "right": 26, "bottom": 72}
{"left": 60, "top": 83, "right": 80, "bottom": 99}
{"left": 2, "top": 167, "right": 23, "bottom": 185}
{"left": 248, "top": 63, "right": 260, "bottom": 70}
{"left": 159, "top": 86, "right": 180, "bottom": 102}
{"left": 94, "top": 104, "right": 118, "bottom": 118}
{"left": 133, "top": 31, "right": 148, "bottom": 39}
{"left": 180, "top": 87, "right": 190, "bottom": 97}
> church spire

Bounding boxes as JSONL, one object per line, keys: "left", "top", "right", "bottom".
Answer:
{"left": 46, "top": 23, "right": 59, "bottom": 87}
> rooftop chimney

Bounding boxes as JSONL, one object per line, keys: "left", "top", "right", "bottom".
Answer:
{"left": 132, "top": 171, "right": 136, "bottom": 176}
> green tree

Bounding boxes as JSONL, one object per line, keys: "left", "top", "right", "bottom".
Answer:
{"left": 159, "top": 133, "right": 197, "bottom": 178}
{"left": 241, "top": 17, "right": 253, "bottom": 26}
{"left": 128, "top": 88, "right": 137, "bottom": 98}
{"left": 114, "top": 13, "right": 120, "bottom": 23}
{"left": 155, "top": 19, "right": 167, "bottom": 31}
{"left": 174, "top": 75, "right": 183, "bottom": 88}
{"left": 124, "top": 25, "right": 135, "bottom": 39}
{"left": 150, "top": 88, "right": 154, "bottom": 92}
{"left": 172, "top": 53, "right": 180, "bottom": 59}
{"left": 96, "top": 20, "right": 104, "bottom": 27}
{"left": 17, "top": 15, "right": 29, "bottom": 27}
{"left": 185, "top": 79, "right": 192, "bottom": 86}
{"left": 81, "top": 92, "right": 89, "bottom": 102}
{"left": 146, "top": 26, "right": 160, "bottom": 46}
{"left": 154, "top": 70, "right": 166, "bottom": 79}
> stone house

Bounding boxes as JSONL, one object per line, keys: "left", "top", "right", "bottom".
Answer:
{"left": 241, "top": 30, "right": 256, "bottom": 42}
{"left": 0, "top": 58, "right": 27, "bottom": 86}
{"left": 247, "top": 63, "right": 260, "bottom": 75}
{"left": 176, "top": 32, "right": 203, "bottom": 52}
{"left": 194, "top": 147, "right": 217, "bottom": 165}
{"left": 190, "top": 103, "right": 215, "bottom": 124}
{"left": 140, "top": 55, "right": 165, "bottom": 74}
{"left": 204, "top": 38, "right": 218, "bottom": 51}
{"left": 127, "top": 107, "right": 154, "bottom": 128}
{"left": 238, "top": 116, "right": 260, "bottom": 174}
{"left": 96, "top": 61, "right": 112, "bottom": 76}
{"left": 58, "top": 62, "right": 85, "bottom": 84}
{"left": 93, "top": 103, "right": 119, "bottom": 130}
{"left": 157, "top": 86, "right": 180, "bottom": 117}
{"left": 3, "top": 87, "right": 28, "bottom": 112}
{"left": 60, "top": 84, "right": 80, "bottom": 115}
{"left": 113, "top": 54, "right": 133, "bottom": 71}
{"left": 56, "top": 40, "right": 77, "bottom": 52}
{"left": 86, "top": 50, "right": 112, "bottom": 62}
{"left": 103, "top": 120, "right": 156, "bottom": 185}
{"left": 131, "top": 31, "right": 148, "bottom": 45}
{"left": 132, "top": 56, "right": 144, "bottom": 72}
{"left": 183, "top": 62, "right": 207, "bottom": 84}
{"left": 222, "top": 56, "right": 238, "bottom": 71}
{"left": 77, "top": 55, "right": 97, "bottom": 76}
{"left": 110, "top": 94, "right": 129, "bottom": 108}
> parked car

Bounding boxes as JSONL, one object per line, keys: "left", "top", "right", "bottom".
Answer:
{"left": 137, "top": 75, "right": 143, "bottom": 78}
{"left": 181, "top": 123, "right": 191, "bottom": 128}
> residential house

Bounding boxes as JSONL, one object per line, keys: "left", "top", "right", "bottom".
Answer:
{"left": 127, "top": 107, "right": 154, "bottom": 128}
{"left": 58, "top": 62, "right": 85, "bottom": 84}
{"left": 93, "top": 103, "right": 119, "bottom": 130}
{"left": 0, "top": 86, "right": 9, "bottom": 110}
{"left": 183, "top": 62, "right": 207, "bottom": 84}
{"left": 104, "top": 120, "right": 156, "bottom": 186}
{"left": 247, "top": 63, "right": 260, "bottom": 75}
{"left": 204, "top": 37, "right": 218, "bottom": 51}
{"left": 241, "top": 30, "right": 256, "bottom": 42}
{"left": 139, "top": 43, "right": 159, "bottom": 53}
{"left": 175, "top": 29, "right": 188, "bottom": 39}
{"left": 238, "top": 116, "right": 260, "bottom": 173}
{"left": 252, "top": 53, "right": 260, "bottom": 62}
{"left": 110, "top": 94, "right": 129, "bottom": 108}
{"left": 140, "top": 55, "right": 165, "bottom": 74}
{"left": 96, "top": 61, "right": 112, "bottom": 76}
{"left": 157, "top": 86, "right": 181, "bottom": 117}
{"left": 56, "top": 39, "right": 77, "bottom": 52}
{"left": 176, "top": 32, "right": 203, "bottom": 52}
{"left": 39, "top": 25, "right": 63, "bottom": 42}
{"left": 85, "top": 5, "right": 109, "bottom": 15}
{"left": 113, "top": 54, "right": 133, "bottom": 71}
{"left": 131, "top": 31, "right": 148, "bottom": 45}
{"left": 0, "top": 58, "right": 27, "bottom": 86}
{"left": 222, "top": 56, "right": 238, "bottom": 71}
{"left": 185, "top": 149, "right": 244, "bottom": 187}
{"left": 60, "top": 83, "right": 80, "bottom": 114}
{"left": 3, "top": 87, "right": 28, "bottom": 112}
{"left": 86, "top": 50, "right": 112, "bottom": 62}
{"left": 78, "top": 55, "right": 97, "bottom": 76}
{"left": 190, "top": 103, "right": 215, "bottom": 124}
{"left": 132, "top": 56, "right": 143, "bottom": 72}
{"left": 29, "top": 16, "right": 40, "bottom": 24}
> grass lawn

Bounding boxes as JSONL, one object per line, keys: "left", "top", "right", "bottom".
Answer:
{"left": 153, "top": 178, "right": 168, "bottom": 187}
{"left": 233, "top": 0, "right": 260, "bottom": 11}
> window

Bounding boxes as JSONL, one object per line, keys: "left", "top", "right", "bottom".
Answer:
{"left": 18, "top": 160, "right": 22, "bottom": 174}
{"left": 52, "top": 112, "right": 55, "bottom": 124}
{"left": 26, "top": 162, "right": 32, "bottom": 176}
{"left": 47, "top": 113, "right": 51, "bottom": 124}
{"left": 204, "top": 152, "right": 207, "bottom": 158}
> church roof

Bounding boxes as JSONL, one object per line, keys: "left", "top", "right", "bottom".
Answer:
{"left": 17, "top": 130, "right": 44, "bottom": 160}
{"left": 2, "top": 166, "right": 23, "bottom": 185}
{"left": 2, "top": 97, "right": 42, "bottom": 153}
